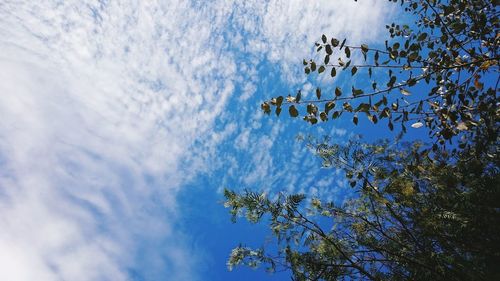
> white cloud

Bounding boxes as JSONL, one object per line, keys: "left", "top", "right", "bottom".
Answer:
{"left": 0, "top": 0, "right": 394, "bottom": 280}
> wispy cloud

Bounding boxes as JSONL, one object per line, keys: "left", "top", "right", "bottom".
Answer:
{"left": 0, "top": 1, "right": 393, "bottom": 280}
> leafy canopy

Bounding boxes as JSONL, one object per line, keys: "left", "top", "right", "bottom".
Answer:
{"left": 225, "top": 0, "right": 499, "bottom": 280}
{"left": 262, "top": 0, "right": 498, "bottom": 145}
{"left": 225, "top": 139, "right": 500, "bottom": 280}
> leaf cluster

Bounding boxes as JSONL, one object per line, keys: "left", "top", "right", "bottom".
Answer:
{"left": 225, "top": 139, "right": 500, "bottom": 280}
{"left": 261, "top": 0, "right": 499, "bottom": 144}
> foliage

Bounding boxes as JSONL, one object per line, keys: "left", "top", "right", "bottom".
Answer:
{"left": 261, "top": 0, "right": 499, "bottom": 144}
{"left": 224, "top": 139, "right": 500, "bottom": 280}
{"left": 225, "top": 0, "right": 500, "bottom": 280}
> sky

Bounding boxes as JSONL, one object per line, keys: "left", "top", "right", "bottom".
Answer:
{"left": 0, "top": 1, "right": 396, "bottom": 280}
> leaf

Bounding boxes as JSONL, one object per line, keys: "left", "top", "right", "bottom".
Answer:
{"left": 331, "top": 38, "right": 339, "bottom": 47}
{"left": 307, "top": 103, "right": 318, "bottom": 115}
{"left": 289, "top": 105, "right": 299, "bottom": 117}
{"left": 325, "top": 45, "right": 333, "bottom": 55}
{"left": 407, "top": 78, "right": 417, "bottom": 87}
{"left": 316, "top": 88, "right": 321, "bottom": 99}
{"left": 331, "top": 67, "right": 337, "bottom": 77}
{"left": 276, "top": 96, "right": 284, "bottom": 107}
{"left": 305, "top": 67, "right": 310, "bottom": 74}
{"left": 352, "top": 87, "right": 363, "bottom": 96}
{"left": 324, "top": 55, "right": 330, "bottom": 65}
{"left": 310, "top": 62, "right": 316, "bottom": 72}
{"left": 361, "top": 44, "right": 369, "bottom": 53}
{"left": 343, "top": 102, "right": 353, "bottom": 112}
{"left": 340, "top": 38, "right": 346, "bottom": 50}
{"left": 411, "top": 122, "right": 424, "bottom": 128}
{"left": 320, "top": 112, "right": 328, "bottom": 121}
{"left": 295, "top": 91, "right": 301, "bottom": 103}
{"left": 345, "top": 46, "right": 351, "bottom": 58}
{"left": 318, "top": 66, "right": 325, "bottom": 73}
{"left": 321, "top": 34, "right": 327, "bottom": 43}
{"left": 325, "top": 101, "right": 335, "bottom": 113}
{"left": 261, "top": 102, "right": 271, "bottom": 114}
{"left": 387, "top": 76, "right": 397, "bottom": 87}
{"left": 355, "top": 103, "right": 370, "bottom": 113}
{"left": 368, "top": 114, "right": 378, "bottom": 124}
{"left": 351, "top": 66, "right": 358, "bottom": 76}
{"left": 353, "top": 115, "right": 358, "bottom": 125}
{"left": 335, "top": 87, "right": 342, "bottom": 96}
{"left": 400, "top": 88, "right": 411, "bottom": 96}
{"left": 275, "top": 107, "right": 281, "bottom": 116}
{"left": 417, "top": 32, "right": 428, "bottom": 41}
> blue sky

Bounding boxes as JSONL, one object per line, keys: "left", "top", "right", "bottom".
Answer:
{"left": 0, "top": 1, "right": 398, "bottom": 280}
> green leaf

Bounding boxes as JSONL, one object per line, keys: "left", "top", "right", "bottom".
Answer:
{"left": 340, "top": 38, "right": 346, "bottom": 50}
{"left": 417, "top": 32, "right": 428, "bottom": 41}
{"left": 345, "top": 46, "right": 351, "bottom": 58}
{"left": 335, "top": 87, "right": 342, "bottom": 96}
{"left": 368, "top": 114, "right": 378, "bottom": 124}
{"left": 275, "top": 107, "right": 282, "bottom": 116}
{"left": 355, "top": 103, "right": 370, "bottom": 113}
{"left": 310, "top": 62, "right": 316, "bottom": 72}
{"left": 261, "top": 102, "right": 271, "bottom": 115}
{"left": 324, "top": 55, "right": 330, "bottom": 65}
{"left": 351, "top": 66, "right": 358, "bottom": 76}
{"left": 276, "top": 96, "right": 284, "bottom": 107}
{"left": 289, "top": 105, "right": 299, "bottom": 117}
{"left": 331, "top": 67, "right": 336, "bottom": 77}
{"left": 305, "top": 67, "right": 310, "bottom": 74}
{"left": 320, "top": 112, "right": 328, "bottom": 121}
{"left": 353, "top": 115, "right": 358, "bottom": 125}
{"left": 407, "top": 78, "right": 416, "bottom": 87}
{"left": 318, "top": 65, "right": 325, "bottom": 73}
{"left": 343, "top": 102, "right": 353, "bottom": 112}
{"left": 361, "top": 44, "right": 369, "bottom": 53}
{"left": 321, "top": 34, "right": 327, "bottom": 43}
{"left": 352, "top": 87, "right": 363, "bottom": 96}
{"left": 325, "top": 101, "right": 335, "bottom": 113}
{"left": 331, "top": 38, "right": 339, "bottom": 47}
{"left": 325, "top": 45, "right": 333, "bottom": 55}
{"left": 307, "top": 103, "right": 318, "bottom": 115}
{"left": 295, "top": 90, "right": 301, "bottom": 103}
{"left": 316, "top": 88, "right": 321, "bottom": 99}
{"left": 387, "top": 76, "right": 397, "bottom": 87}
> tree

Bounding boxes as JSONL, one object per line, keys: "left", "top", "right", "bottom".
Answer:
{"left": 261, "top": 0, "right": 498, "bottom": 146}
{"left": 225, "top": 137, "right": 500, "bottom": 280}
{"left": 225, "top": 1, "right": 499, "bottom": 280}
